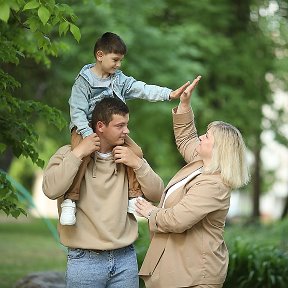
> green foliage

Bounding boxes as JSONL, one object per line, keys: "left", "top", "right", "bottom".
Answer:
{"left": 0, "top": 0, "right": 81, "bottom": 217}
{"left": 135, "top": 220, "right": 150, "bottom": 267}
{"left": 0, "top": 172, "right": 26, "bottom": 218}
{"left": 225, "top": 220, "right": 288, "bottom": 287}
{"left": 3, "top": 0, "right": 288, "bottom": 220}
{"left": 224, "top": 239, "right": 288, "bottom": 288}
{"left": 0, "top": 93, "right": 66, "bottom": 168}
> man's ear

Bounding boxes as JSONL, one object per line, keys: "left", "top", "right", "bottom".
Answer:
{"left": 96, "top": 121, "right": 105, "bottom": 133}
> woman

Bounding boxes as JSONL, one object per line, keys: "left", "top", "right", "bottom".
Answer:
{"left": 136, "top": 76, "right": 250, "bottom": 288}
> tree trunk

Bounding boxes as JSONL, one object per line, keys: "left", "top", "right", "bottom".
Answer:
{"left": 281, "top": 181, "right": 288, "bottom": 219}
{"left": 252, "top": 146, "right": 261, "bottom": 219}
{"left": 0, "top": 147, "right": 14, "bottom": 172}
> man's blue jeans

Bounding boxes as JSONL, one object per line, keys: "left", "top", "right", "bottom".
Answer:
{"left": 66, "top": 245, "right": 139, "bottom": 288}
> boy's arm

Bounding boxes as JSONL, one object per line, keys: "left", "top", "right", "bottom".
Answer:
{"left": 69, "top": 77, "right": 94, "bottom": 138}
{"left": 122, "top": 75, "right": 171, "bottom": 101}
{"left": 119, "top": 71, "right": 189, "bottom": 102}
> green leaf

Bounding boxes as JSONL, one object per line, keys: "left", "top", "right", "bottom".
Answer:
{"left": 69, "top": 23, "right": 81, "bottom": 42}
{"left": 0, "top": 3, "right": 10, "bottom": 22}
{"left": 24, "top": 17, "right": 40, "bottom": 32}
{"left": 11, "top": 209, "right": 21, "bottom": 218}
{"left": 9, "top": 1, "right": 19, "bottom": 12}
{"left": 59, "top": 21, "right": 69, "bottom": 36}
{"left": 36, "top": 159, "right": 45, "bottom": 168}
{"left": 23, "top": 0, "right": 40, "bottom": 11}
{"left": 38, "top": 6, "right": 50, "bottom": 25}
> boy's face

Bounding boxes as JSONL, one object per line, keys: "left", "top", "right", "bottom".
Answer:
{"left": 97, "top": 113, "right": 129, "bottom": 152}
{"left": 97, "top": 51, "right": 124, "bottom": 74}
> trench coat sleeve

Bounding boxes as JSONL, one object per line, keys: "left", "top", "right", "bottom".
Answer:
{"left": 172, "top": 107, "right": 201, "bottom": 164}
{"left": 148, "top": 108, "right": 228, "bottom": 233}
{"left": 149, "top": 179, "right": 228, "bottom": 233}
{"left": 134, "top": 159, "right": 164, "bottom": 202}
{"left": 42, "top": 146, "right": 82, "bottom": 200}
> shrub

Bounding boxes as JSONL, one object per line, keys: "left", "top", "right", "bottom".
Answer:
{"left": 136, "top": 221, "right": 288, "bottom": 288}
{"left": 224, "top": 238, "right": 288, "bottom": 288}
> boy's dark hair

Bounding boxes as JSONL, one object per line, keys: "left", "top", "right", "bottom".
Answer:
{"left": 93, "top": 32, "right": 127, "bottom": 57}
{"left": 92, "top": 96, "right": 129, "bottom": 131}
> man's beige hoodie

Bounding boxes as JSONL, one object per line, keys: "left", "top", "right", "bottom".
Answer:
{"left": 42, "top": 147, "right": 164, "bottom": 250}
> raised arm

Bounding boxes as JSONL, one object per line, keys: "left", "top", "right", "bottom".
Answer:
{"left": 120, "top": 71, "right": 190, "bottom": 102}
{"left": 176, "top": 76, "right": 201, "bottom": 114}
{"left": 173, "top": 76, "right": 201, "bottom": 163}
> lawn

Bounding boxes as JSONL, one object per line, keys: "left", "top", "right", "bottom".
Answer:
{"left": 0, "top": 214, "right": 66, "bottom": 288}
{"left": 1, "top": 213, "right": 288, "bottom": 288}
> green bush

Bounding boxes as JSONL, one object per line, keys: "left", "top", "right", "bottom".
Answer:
{"left": 135, "top": 220, "right": 150, "bottom": 288}
{"left": 224, "top": 239, "right": 288, "bottom": 288}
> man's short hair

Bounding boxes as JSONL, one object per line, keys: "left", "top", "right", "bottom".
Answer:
{"left": 93, "top": 32, "right": 127, "bottom": 57}
{"left": 91, "top": 97, "right": 129, "bottom": 131}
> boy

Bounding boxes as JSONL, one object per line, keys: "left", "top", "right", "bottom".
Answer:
{"left": 60, "top": 32, "right": 189, "bottom": 225}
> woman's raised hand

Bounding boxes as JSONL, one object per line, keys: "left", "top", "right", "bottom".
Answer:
{"left": 180, "top": 76, "right": 201, "bottom": 104}
{"left": 177, "top": 76, "right": 201, "bottom": 114}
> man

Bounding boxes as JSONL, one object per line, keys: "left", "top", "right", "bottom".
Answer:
{"left": 42, "top": 97, "right": 164, "bottom": 288}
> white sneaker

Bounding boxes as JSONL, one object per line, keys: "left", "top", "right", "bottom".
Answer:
{"left": 60, "top": 199, "right": 76, "bottom": 225}
{"left": 128, "top": 197, "right": 143, "bottom": 217}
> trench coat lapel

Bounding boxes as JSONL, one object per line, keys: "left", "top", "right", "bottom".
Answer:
{"left": 158, "top": 160, "right": 203, "bottom": 208}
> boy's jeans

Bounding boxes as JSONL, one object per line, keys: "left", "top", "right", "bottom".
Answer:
{"left": 66, "top": 245, "right": 139, "bottom": 288}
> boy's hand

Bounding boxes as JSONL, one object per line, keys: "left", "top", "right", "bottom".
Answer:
{"left": 72, "top": 133, "right": 100, "bottom": 159}
{"left": 169, "top": 81, "right": 191, "bottom": 100}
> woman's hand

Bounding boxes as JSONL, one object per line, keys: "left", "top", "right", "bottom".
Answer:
{"left": 135, "top": 197, "right": 157, "bottom": 219}
{"left": 177, "top": 75, "right": 201, "bottom": 114}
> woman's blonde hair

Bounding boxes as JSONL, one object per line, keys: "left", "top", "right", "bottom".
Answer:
{"left": 203, "top": 121, "right": 250, "bottom": 189}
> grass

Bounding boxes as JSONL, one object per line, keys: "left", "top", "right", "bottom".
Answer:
{"left": 0, "top": 214, "right": 66, "bottom": 288}
{"left": 1, "top": 213, "right": 288, "bottom": 288}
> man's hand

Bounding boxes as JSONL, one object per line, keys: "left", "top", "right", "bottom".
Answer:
{"left": 72, "top": 133, "right": 100, "bottom": 159}
{"left": 169, "top": 81, "right": 190, "bottom": 100}
{"left": 113, "top": 146, "right": 142, "bottom": 169}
